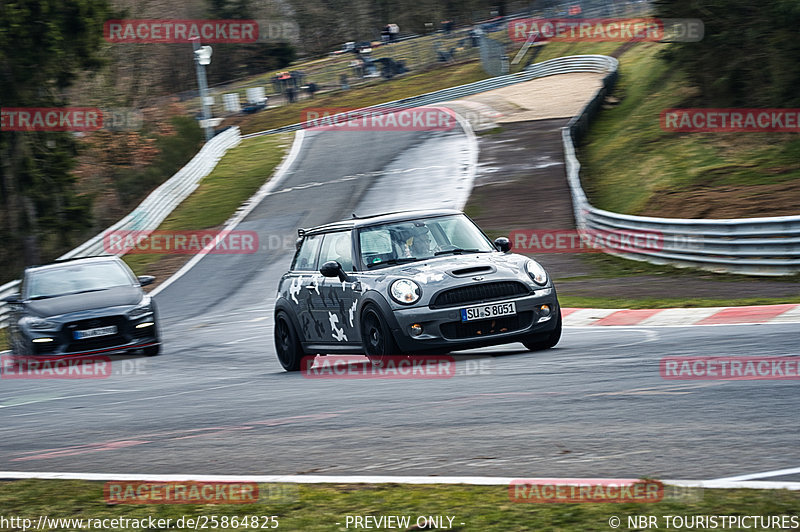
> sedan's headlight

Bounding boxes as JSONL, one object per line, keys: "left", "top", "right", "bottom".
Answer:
{"left": 525, "top": 259, "right": 548, "bottom": 286}
{"left": 389, "top": 279, "right": 421, "bottom": 305}
{"left": 128, "top": 300, "right": 154, "bottom": 319}
{"left": 27, "top": 318, "right": 58, "bottom": 330}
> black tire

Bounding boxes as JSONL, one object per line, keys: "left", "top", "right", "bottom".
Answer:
{"left": 361, "top": 307, "right": 401, "bottom": 365}
{"left": 522, "top": 311, "right": 562, "bottom": 351}
{"left": 143, "top": 344, "right": 161, "bottom": 356}
{"left": 275, "top": 312, "right": 304, "bottom": 371}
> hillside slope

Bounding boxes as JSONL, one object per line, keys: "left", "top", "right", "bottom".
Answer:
{"left": 580, "top": 43, "right": 800, "bottom": 219}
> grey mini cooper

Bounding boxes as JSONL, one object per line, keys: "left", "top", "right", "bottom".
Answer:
{"left": 273, "top": 209, "right": 561, "bottom": 371}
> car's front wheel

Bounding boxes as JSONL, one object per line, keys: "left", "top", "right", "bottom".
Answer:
{"left": 142, "top": 344, "right": 160, "bottom": 356}
{"left": 275, "top": 312, "right": 304, "bottom": 371}
{"left": 361, "top": 307, "right": 401, "bottom": 365}
{"left": 522, "top": 311, "right": 562, "bottom": 351}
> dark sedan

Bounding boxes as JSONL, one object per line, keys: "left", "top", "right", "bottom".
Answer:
{"left": 3, "top": 256, "right": 160, "bottom": 357}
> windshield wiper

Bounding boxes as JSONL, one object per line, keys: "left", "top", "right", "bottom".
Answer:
{"left": 434, "top": 248, "right": 484, "bottom": 256}
{"left": 65, "top": 288, "right": 108, "bottom": 295}
{"left": 30, "top": 288, "right": 108, "bottom": 300}
{"left": 366, "top": 257, "right": 420, "bottom": 268}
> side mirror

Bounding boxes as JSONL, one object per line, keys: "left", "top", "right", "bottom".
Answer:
{"left": 320, "top": 260, "right": 349, "bottom": 282}
{"left": 138, "top": 275, "right": 155, "bottom": 287}
{"left": 1, "top": 293, "right": 21, "bottom": 304}
{"left": 494, "top": 237, "right": 511, "bottom": 253}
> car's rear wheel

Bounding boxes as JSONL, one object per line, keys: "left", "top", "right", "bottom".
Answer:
{"left": 361, "top": 307, "right": 401, "bottom": 365}
{"left": 275, "top": 312, "right": 304, "bottom": 371}
{"left": 522, "top": 311, "right": 562, "bottom": 351}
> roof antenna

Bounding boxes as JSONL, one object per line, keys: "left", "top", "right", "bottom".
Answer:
{"left": 352, "top": 212, "right": 359, "bottom": 219}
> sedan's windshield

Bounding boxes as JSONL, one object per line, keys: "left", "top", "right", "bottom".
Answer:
{"left": 25, "top": 261, "right": 135, "bottom": 299}
{"left": 358, "top": 214, "right": 494, "bottom": 269}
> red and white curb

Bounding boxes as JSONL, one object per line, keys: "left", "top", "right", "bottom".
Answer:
{"left": 0, "top": 471, "right": 798, "bottom": 490}
{"left": 562, "top": 304, "right": 800, "bottom": 327}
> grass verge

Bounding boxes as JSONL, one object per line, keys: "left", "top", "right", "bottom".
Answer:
{"left": 238, "top": 41, "right": 624, "bottom": 135}
{"left": 0, "top": 328, "right": 7, "bottom": 351}
{"left": 554, "top": 252, "right": 800, "bottom": 282}
{"left": 558, "top": 295, "right": 800, "bottom": 309}
{"left": 122, "top": 133, "right": 292, "bottom": 277}
{"left": 0, "top": 480, "right": 797, "bottom": 532}
{"left": 238, "top": 61, "right": 488, "bottom": 134}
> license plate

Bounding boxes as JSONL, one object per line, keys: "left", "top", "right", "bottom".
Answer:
{"left": 74, "top": 325, "right": 117, "bottom": 340}
{"left": 461, "top": 301, "right": 517, "bottom": 322}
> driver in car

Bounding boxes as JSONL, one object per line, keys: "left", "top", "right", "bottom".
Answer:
{"left": 403, "top": 226, "right": 435, "bottom": 258}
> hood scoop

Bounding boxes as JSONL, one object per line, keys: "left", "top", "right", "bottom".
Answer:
{"left": 449, "top": 265, "right": 496, "bottom": 277}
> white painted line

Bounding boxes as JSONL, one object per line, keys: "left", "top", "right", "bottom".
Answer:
{"left": 711, "top": 466, "right": 800, "bottom": 482}
{"left": 151, "top": 130, "right": 305, "bottom": 298}
{"left": 563, "top": 322, "right": 794, "bottom": 329}
{"left": 223, "top": 335, "right": 267, "bottom": 346}
{"left": 0, "top": 391, "right": 132, "bottom": 410}
{"left": 769, "top": 305, "right": 800, "bottom": 323}
{"left": 637, "top": 307, "right": 722, "bottom": 327}
{"left": 0, "top": 472, "right": 798, "bottom": 490}
{"left": 668, "top": 479, "right": 800, "bottom": 490}
{"left": 449, "top": 108, "right": 479, "bottom": 211}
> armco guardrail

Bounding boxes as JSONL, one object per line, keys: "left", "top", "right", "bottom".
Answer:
{"left": 563, "top": 58, "right": 800, "bottom": 276}
{"left": 0, "top": 127, "right": 241, "bottom": 328}
{"left": 0, "top": 280, "right": 20, "bottom": 330}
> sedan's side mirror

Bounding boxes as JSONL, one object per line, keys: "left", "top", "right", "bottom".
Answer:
{"left": 320, "top": 260, "right": 350, "bottom": 282}
{"left": 1, "top": 293, "right": 21, "bottom": 304}
{"left": 138, "top": 275, "right": 156, "bottom": 287}
{"left": 494, "top": 237, "right": 511, "bottom": 253}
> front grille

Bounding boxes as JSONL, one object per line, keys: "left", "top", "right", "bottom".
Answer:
{"left": 64, "top": 316, "right": 127, "bottom": 353}
{"left": 440, "top": 311, "right": 534, "bottom": 340}
{"left": 431, "top": 281, "right": 531, "bottom": 309}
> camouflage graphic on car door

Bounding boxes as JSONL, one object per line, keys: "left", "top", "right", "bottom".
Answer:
{"left": 285, "top": 233, "right": 325, "bottom": 342}
{"left": 313, "top": 231, "right": 361, "bottom": 345}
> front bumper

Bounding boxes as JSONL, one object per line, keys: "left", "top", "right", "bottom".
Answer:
{"left": 23, "top": 316, "right": 159, "bottom": 356}
{"left": 24, "top": 337, "right": 160, "bottom": 357}
{"left": 390, "top": 287, "right": 559, "bottom": 353}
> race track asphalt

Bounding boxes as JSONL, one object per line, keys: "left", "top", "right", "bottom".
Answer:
{"left": 1, "top": 124, "right": 798, "bottom": 483}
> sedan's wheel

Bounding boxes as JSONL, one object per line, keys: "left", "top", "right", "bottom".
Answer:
{"left": 522, "top": 311, "right": 562, "bottom": 351}
{"left": 275, "top": 312, "right": 304, "bottom": 371}
{"left": 361, "top": 308, "right": 401, "bottom": 365}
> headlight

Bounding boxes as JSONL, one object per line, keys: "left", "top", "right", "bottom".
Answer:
{"left": 128, "top": 300, "right": 153, "bottom": 319}
{"left": 525, "top": 259, "right": 548, "bottom": 286}
{"left": 27, "top": 318, "right": 58, "bottom": 330}
{"left": 389, "top": 279, "right": 421, "bottom": 305}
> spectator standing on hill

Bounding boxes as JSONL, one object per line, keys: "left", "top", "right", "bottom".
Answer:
{"left": 306, "top": 82, "right": 317, "bottom": 99}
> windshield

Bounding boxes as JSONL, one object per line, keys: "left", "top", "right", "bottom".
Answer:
{"left": 25, "top": 261, "right": 135, "bottom": 299}
{"left": 358, "top": 214, "right": 494, "bottom": 269}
